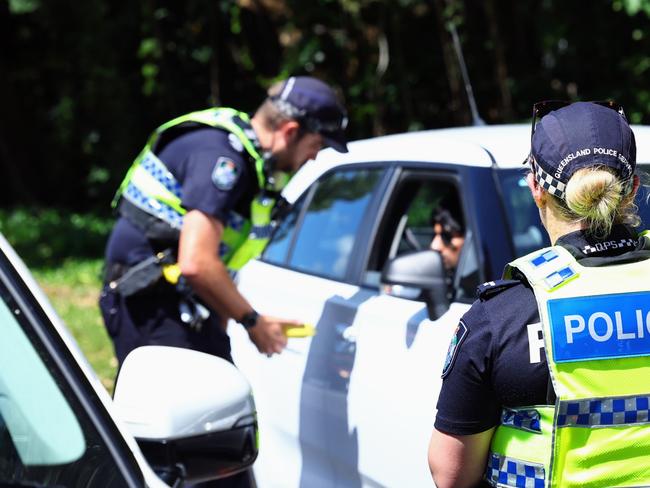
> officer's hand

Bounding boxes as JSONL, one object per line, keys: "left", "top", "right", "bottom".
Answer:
{"left": 247, "top": 315, "right": 294, "bottom": 355}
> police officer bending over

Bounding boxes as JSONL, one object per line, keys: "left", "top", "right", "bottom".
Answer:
{"left": 429, "top": 101, "right": 650, "bottom": 487}
{"left": 100, "top": 76, "right": 348, "bottom": 368}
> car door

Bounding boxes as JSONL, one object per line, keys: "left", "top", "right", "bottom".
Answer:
{"left": 230, "top": 164, "right": 392, "bottom": 488}
{"left": 341, "top": 167, "right": 480, "bottom": 487}
{"left": 0, "top": 235, "right": 165, "bottom": 488}
{"left": 231, "top": 161, "right": 484, "bottom": 487}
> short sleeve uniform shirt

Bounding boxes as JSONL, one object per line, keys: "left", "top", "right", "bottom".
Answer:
{"left": 105, "top": 126, "right": 259, "bottom": 267}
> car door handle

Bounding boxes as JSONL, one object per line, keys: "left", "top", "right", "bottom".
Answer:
{"left": 336, "top": 323, "right": 357, "bottom": 343}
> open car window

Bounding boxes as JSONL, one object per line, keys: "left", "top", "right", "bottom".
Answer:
{"left": 365, "top": 171, "right": 480, "bottom": 302}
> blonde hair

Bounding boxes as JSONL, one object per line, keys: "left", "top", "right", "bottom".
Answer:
{"left": 547, "top": 166, "right": 640, "bottom": 238}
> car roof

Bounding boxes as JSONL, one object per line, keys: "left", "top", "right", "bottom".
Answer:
{"left": 284, "top": 123, "right": 650, "bottom": 202}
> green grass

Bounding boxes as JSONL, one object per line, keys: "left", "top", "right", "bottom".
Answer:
{"left": 32, "top": 259, "right": 118, "bottom": 393}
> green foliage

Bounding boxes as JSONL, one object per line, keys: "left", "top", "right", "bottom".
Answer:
{"left": 33, "top": 259, "right": 117, "bottom": 392}
{"left": 8, "top": 0, "right": 39, "bottom": 14}
{"left": 616, "top": 0, "right": 650, "bottom": 16}
{"left": 5, "top": 0, "right": 650, "bottom": 211}
{"left": 0, "top": 209, "right": 112, "bottom": 268}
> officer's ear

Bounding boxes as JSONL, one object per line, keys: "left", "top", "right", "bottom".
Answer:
{"left": 526, "top": 172, "right": 547, "bottom": 209}
{"left": 279, "top": 120, "right": 301, "bottom": 144}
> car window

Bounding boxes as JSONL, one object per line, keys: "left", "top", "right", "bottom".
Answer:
{"left": 0, "top": 298, "right": 85, "bottom": 466}
{"left": 286, "top": 168, "right": 385, "bottom": 280}
{"left": 498, "top": 165, "right": 650, "bottom": 258}
{"left": 367, "top": 174, "right": 480, "bottom": 302}
{"left": 497, "top": 169, "right": 550, "bottom": 258}
{"left": 263, "top": 195, "right": 306, "bottom": 266}
{"left": 0, "top": 262, "right": 140, "bottom": 487}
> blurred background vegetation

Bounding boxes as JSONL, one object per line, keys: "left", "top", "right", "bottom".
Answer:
{"left": 3, "top": 0, "right": 650, "bottom": 387}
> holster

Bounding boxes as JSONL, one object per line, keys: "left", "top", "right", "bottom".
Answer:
{"left": 107, "top": 249, "right": 176, "bottom": 297}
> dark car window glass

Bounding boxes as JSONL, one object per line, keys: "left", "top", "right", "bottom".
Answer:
{"left": 498, "top": 169, "right": 550, "bottom": 258}
{"left": 289, "top": 168, "right": 384, "bottom": 280}
{"left": 263, "top": 196, "right": 306, "bottom": 265}
{"left": 499, "top": 165, "right": 650, "bottom": 258}
{"left": 0, "top": 274, "right": 137, "bottom": 487}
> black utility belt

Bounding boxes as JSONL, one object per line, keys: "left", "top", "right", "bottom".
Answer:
{"left": 106, "top": 249, "right": 176, "bottom": 297}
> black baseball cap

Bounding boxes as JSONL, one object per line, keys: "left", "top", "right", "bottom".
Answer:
{"left": 270, "top": 76, "right": 348, "bottom": 153}
{"left": 530, "top": 101, "right": 636, "bottom": 199}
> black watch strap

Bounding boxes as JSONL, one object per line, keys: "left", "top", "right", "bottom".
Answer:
{"left": 238, "top": 310, "right": 259, "bottom": 329}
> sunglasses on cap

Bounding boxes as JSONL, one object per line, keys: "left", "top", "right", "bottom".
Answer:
{"left": 524, "top": 100, "right": 626, "bottom": 168}
{"left": 529, "top": 100, "right": 626, "bottom": 141}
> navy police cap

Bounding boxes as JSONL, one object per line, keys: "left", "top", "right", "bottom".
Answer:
{"left": 531, "top": 101, "right": 636, "bottom": 199}
{"left": 271, "top": 76, "right": 348, "bottom": 153}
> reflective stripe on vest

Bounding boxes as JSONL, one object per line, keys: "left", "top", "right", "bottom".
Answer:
{"left": 113, "top": 108, "right": 273, "bottom": 270}
{"left": 485, "top": 453, "right": 545, "bottom": 488}
{"left": 488, "top": 236, "right": 650, "bottom": 487}
{"left": 122, "top": 150, "right": 185, "bottom": 229}
{"left": 226, "top": 196, "right": 275, "bottom": 270}
{"left": 557, "top": 394, "right": 650, "bottom": 427}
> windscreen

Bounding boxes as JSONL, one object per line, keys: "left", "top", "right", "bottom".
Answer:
{"left": 497, "top": 165, "right": 650, "bottom": 259}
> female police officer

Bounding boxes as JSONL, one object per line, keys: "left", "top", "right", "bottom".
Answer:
{"left": 429, "top": 101, "right": 650, "bottom": 487}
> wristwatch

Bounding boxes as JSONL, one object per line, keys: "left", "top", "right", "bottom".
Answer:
{"left": 238, "top": 310, "right": 259, "bottom": 330}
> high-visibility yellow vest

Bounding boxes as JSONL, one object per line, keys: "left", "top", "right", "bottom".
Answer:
{"left": 487, "top": 232, "right": 650, "bottom": 487}
{"left": 113, "top": 108, "right": 282, "bottom": 271}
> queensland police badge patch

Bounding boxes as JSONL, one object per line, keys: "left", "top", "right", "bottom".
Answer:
{"left": 211, "top": 157, "right": 239, "bottom": 190}
{"left": 441, "top": 320, "right": 468, "bottom": 378}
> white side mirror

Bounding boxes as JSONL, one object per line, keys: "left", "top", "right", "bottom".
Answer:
{"left": 113, "top": 346, "right": 257, "bottom": 484}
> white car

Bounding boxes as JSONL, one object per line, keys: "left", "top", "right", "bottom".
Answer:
{"left": 229, "top": 124, "right": 650, "bottom": 487}
{"left": 0, "top": 233, "right": 258, "bottom": 487}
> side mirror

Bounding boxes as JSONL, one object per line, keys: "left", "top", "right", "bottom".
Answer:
{"left": 113, "top": 346, "right": 257, "bottom": 485}
{"left": 381, "top": 250, "right": 450, "bottom": 320}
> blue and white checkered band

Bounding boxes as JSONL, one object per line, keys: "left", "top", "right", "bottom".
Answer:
{"left": 485, "top": 453, "right": 545, "bottom": 488}
{"left": 530, "top": 157, "right": 567, "bottom": 199}
{"left": 501, "top": 408, "right": 542, "bottom": 433}
{"left": 122, "top": 151, "right": 185, "bottom": 229}
{"left": 557, "top": 395, "right": 650, "bottom": 428}
{"left": 141, "top": 152, "right": 183, "bottom": 197}
{"left": 124, "top": 182, "right": 184, "bottom": 229}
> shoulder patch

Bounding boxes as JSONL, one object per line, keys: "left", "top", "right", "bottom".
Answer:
{"left": 477, "top": 279, "right": 520, "bottom": 301}
{"left": 441, "top": 320, "right": 468, "bottom": 378}
{"left": 211, "top": 157, "right": 240, "bottom": 190}
{"left": 228, "top": 133, "right": 244, "bottom": 152}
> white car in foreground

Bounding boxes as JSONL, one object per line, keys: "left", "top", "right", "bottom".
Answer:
{"left": 229, "top": 124, "right": 650, "bottom": 487}
{"left": 0, "top": 234, "right": 258, "bottom": 487}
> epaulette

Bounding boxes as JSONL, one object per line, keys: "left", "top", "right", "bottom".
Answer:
{"left": 477, "top": 279, "right": 521, "bottom": 301}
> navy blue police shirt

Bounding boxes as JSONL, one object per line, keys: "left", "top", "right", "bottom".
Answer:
{"left": 105, "top": 127, "right": 259, "bottom": 267}
{"left": 434, "top": 224, "right": 642, "bottom": 436}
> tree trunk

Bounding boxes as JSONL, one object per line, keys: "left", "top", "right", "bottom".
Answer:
{"left": 432, "top": 0, "right": 470, "bottom": 125}
{"left": 484, "top": 0, "right": 514, "bottom": 121}
{"left": 208, "top": 1, "right": 222, "bottom": 106}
